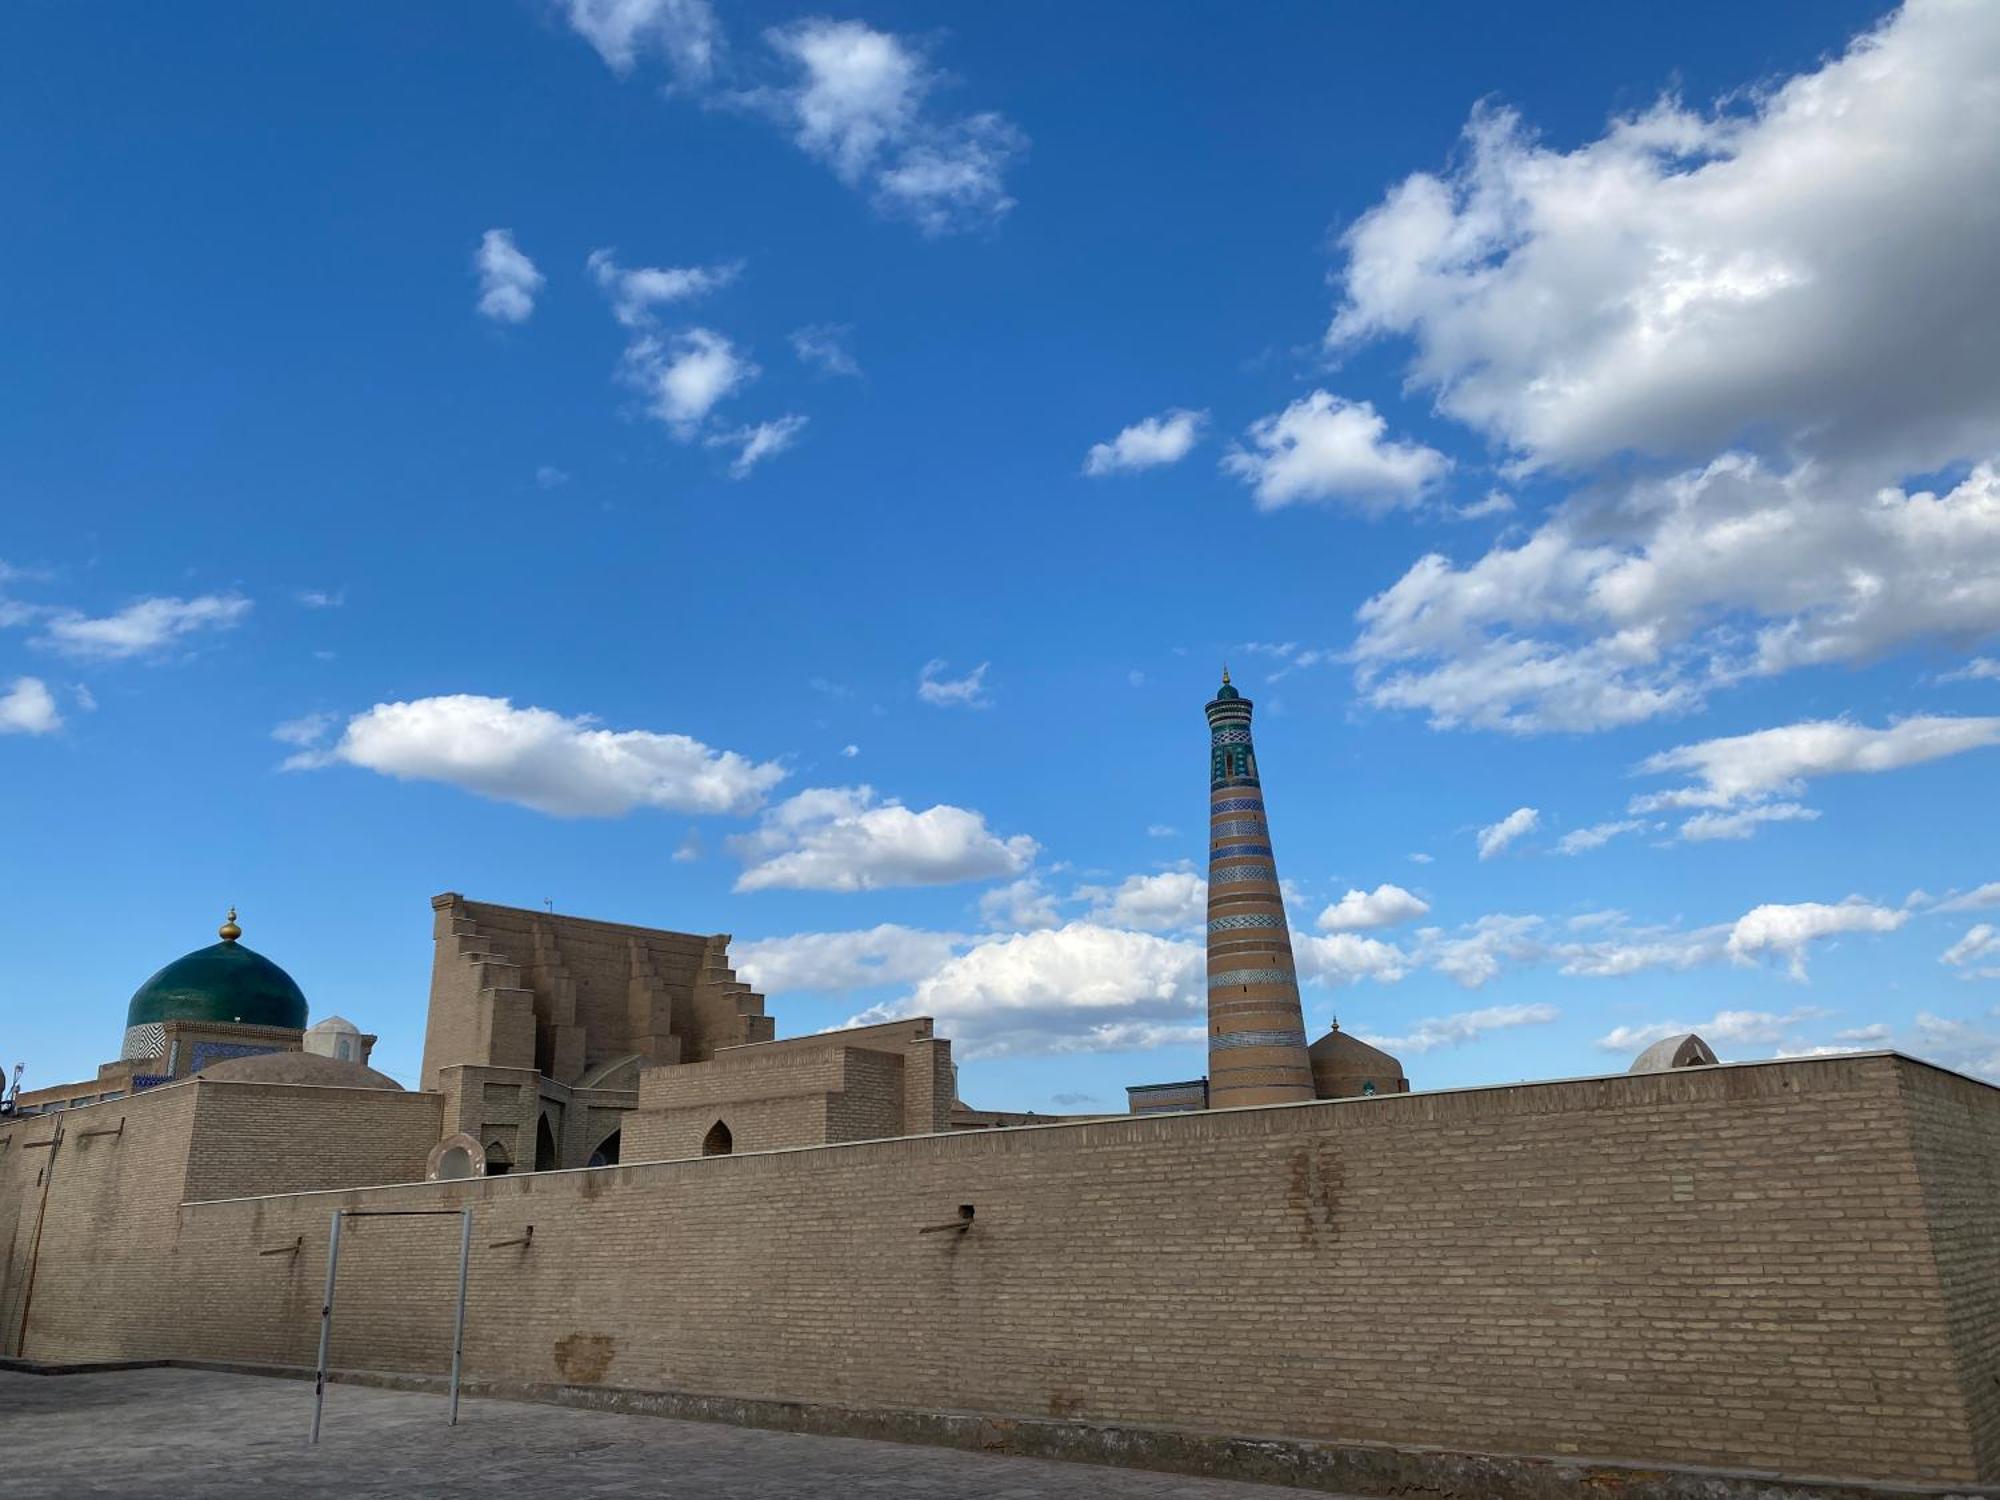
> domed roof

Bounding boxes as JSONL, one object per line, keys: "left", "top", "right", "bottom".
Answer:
{"left": 1629, "top": 1032, "right": 1719, "bottom": 1073}
{"left": 1308, "top": 1028, "right": 1406, "bottom": 1076}
{"left": 196, "top": 1050, "right": 401, "bottom": 1090}
{"left": 125, "top": 912, "right": 308, "bottom": 1034}
{"left": 306, "top": 1015, "right": 360, "bottom": 1034}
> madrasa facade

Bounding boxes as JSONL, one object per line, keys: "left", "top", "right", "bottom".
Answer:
{"left": 3, "top": 675, "right": 1998, "bottom": 1497}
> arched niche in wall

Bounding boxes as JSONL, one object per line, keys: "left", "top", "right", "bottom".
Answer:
{"left": 701, "top": 1119, "right": 733, "bottom": 1157}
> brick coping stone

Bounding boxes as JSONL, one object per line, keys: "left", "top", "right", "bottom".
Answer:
{"left": 3, "top": 1357, "right": 1990, "bottom": 1500}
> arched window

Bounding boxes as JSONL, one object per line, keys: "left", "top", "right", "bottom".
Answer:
{"left": 701, "top": 1120, "right": 733, "bottom": 1156}
{"left": 587, "top": 1129, "right": 621, "bottom": 1168}
{"left": 484, "top": 1140, "right": 513, "bottom": 1177}
{"left": 534, "top": 1114, "right": 559, "bottom": 1172}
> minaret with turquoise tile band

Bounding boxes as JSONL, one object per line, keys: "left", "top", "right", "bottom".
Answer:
{"left": 1204, "top": 669, "right": 1315, "bottom": 1107}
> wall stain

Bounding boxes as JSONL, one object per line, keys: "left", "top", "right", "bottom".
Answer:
{"left": 554, "top": 1332, "right": 616, "bottom": 1384}
{"left": 1287, "top": 1143, "right": 1342, "bottom": 1248}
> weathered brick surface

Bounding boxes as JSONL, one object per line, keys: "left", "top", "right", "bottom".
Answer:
{"left": 2, "top": 1054, "right": 1994, "bottom": 1484}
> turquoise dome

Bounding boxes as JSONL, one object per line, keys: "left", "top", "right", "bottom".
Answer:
{"left": 125, "top": 937, "right": 308, "bottom": 1032}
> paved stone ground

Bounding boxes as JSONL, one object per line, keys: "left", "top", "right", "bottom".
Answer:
{"left": 0, "top": 1368, "right": 1309, "bottom": 1498}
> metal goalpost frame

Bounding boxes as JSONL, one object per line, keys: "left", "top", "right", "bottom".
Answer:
{"left": 311, "top": 1207, "right": 474, "bottom": 1444}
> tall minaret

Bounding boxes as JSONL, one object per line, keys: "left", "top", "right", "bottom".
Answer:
{"left": 1204, "top": 668, "right": 1315, "bottom": 1107}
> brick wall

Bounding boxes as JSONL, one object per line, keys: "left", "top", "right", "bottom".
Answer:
{"left": 3, "top": 1053, "right": 1995, "bottom": 1483}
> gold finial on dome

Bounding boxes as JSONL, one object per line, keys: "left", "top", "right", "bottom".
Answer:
{"left": 1220, "top": 663, "right": 1231, "bottom": 685}
{"left": 219, "top": 908, "right": 241, "bottom": 942}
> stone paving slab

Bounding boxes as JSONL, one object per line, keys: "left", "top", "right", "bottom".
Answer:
{"left": 0, "top": 1367, "right": 1307, "bottom": 1498}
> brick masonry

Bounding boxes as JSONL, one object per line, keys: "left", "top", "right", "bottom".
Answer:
{"left": 1, "top": 1052, "right": 1996, "bottom": 1486}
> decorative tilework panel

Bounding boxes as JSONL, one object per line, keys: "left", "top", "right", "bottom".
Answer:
{"left": 1208, "top": 914, "right": 1287, "bottom": 932}
{"left": 1209, "top": 728, "right": 1253, "bottom": 745}
{"left": 1208, "top": 819, "right": 1268, "bottom": 837}
{"left": 1210, "top": 1028, "right": 1309, "bottom": 1050}
{"left": 1209, "top": 843, "right": 1273, "bottom": 859}
{"left": 1207, "top": 969, "right": 1296, "bottom": 989}
{"left": 120, "top": 1023, "right": 167, "bottom": 1062}
{"left": 189, "top": 1041, "right": 284, "bottom": 1073}
{"left": 1209, "top": 798, "right": 1265, "bottom": 814}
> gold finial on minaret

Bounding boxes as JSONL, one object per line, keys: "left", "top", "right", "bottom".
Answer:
{"left": 1221, "top": 663, "right": 1231, "bottom": 686}
{"left": 219, "top": 908, "right": 241, "bottom": 942}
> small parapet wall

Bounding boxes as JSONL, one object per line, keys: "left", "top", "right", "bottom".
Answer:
{"left": 2, "top": 1052, "right": 1996, "bottom": 1489}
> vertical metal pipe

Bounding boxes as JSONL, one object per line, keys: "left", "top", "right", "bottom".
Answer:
{"left": 311, "top": 1210, "right": 342, "bottom": 1444}
{"left": 448, "top": 1208, "right": 471, "bottom": 1425}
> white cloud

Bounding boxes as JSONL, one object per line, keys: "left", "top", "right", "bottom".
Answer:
{"left": 618, "top": 328, "right": 757, "bottom": 436}
{"left": 560, "top": 0, "right": 720, "bottom": 83}
{"left": 37, "top": 594, "right": 251, "bottom": 660}
{"left": 1456, "top": 491, "right": 1516, "bottom": 521}
{"left": 1223, "top": 391, "right": 1448, "bottom": 512}
{"left": 1910, "top": 1012, "right": 2000, "bottom": 1079}
{"left": 1836, "top": 1023, "right": 1893, "bottom": 1044}
{"left": 760, "top": 20, "right": 1024, "bottom": 235}
{"left": 978, "top": 875, "right": 1061, "bottom": 932}
{"left": 1293, "top": 932, "right": 1411, "bottom": 987}
{"left": 293, "top": 694, "right": 784, "bottom": 817}
{"left": 1476, "top": 806, "right": 1539, "bottom": 860}
{"left": 1938, "top": 882, "right": 2000, "bottom": 912}
{"left": 840, "top": 743, "right": 860, "bottom": 758}
{"left": 1356, "top": 463, "right": 2000, "bottom": 733}
{"left": 730, "top": 784, "right": 1036, "bottom": 893}
{"left": 1083, "top": 409, "right": 1207, "bottom": 477}
{"left": 850, "top": 922, "right": 1203, "bottom": 1059}
{"left": 1328, "top": 1, "right": 2000, "bottom": 480}
{"left": 1147, "top": 823, "right": 1177, "bottom": 839}
{"left": 295, "top": 589, "right": 343, "bottom": 609}
{"left": 1336, "top": 2, "right": 2000, "bottom": 734}
{"left": 1595, "top": 1007, "right": 1823, "bottom": 1053}
{"left": 1726, "top": 898, "right": 1907, "bottom": 980}
{"left": 1078, "top": 869, "right": 1207, "bottom": 933}
{"left": 474, "top": 229, "right": 543, "bottom": 324}
{"left": 1420, "top": 913, "right": 1545, "bottom": 988}
{"left": 0, "top": 677, "right": 60, "bottom": 735}
{"left": 535, "top": 465, "right": 570, "bottom": 490}
{"left": 587, "top": 248, "right": 740, "bottom": 328}
{"left": 916, "top": 658, "right": 990, "bottom": 708}
{"left": 1638, "top": 715, "right": 2000, "bottom": 810}
{"left": 707, "top": 414, "right": 808, "bottom": 477}
{"left": 271, "top": 712, "right": 334, "bottom": 748}
{"left": 1939, "top": 657, "right": 2000, "bottom": 683}
{"left": 1317, "top": 883, "right": 1430, "bottom": 931}
{"left": 1675, "top": 801, "right": 1820, "bottom": 842}
{"left": 1359, "top": 1003, "right": 1556, "bottom": 1056}
{"left": 734, "top": 924, "right": 964, "bottom": 994}
{"left": 1941, "top": 923, "right": 2000, "bottom": 969}
{"left": 1554, "top": 819, "right": 1643, "bottom": 855}
{"left": 791, "top": 323, "right": 860, "bottom": 378}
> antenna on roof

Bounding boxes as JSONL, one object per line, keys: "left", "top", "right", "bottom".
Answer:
{"left": 2, "top": 1063, "right": 22, "bottom": 1117}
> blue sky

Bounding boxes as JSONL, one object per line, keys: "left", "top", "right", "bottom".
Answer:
{"left": 7, "top": 0, "right": 2000, "bottom": 1110}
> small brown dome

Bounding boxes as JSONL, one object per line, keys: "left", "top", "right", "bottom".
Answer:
{"left": 1308, "top": 1027, "right": 1407, "bottom": 1099}
{"left": 196, "top": 1050, "right": 402, "bottom": 1090}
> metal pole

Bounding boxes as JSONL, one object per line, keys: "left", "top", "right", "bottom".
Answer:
{"left": 448, "top": 1208, "right": 471, "bottom": 1426}
{"left": 311, "top": 1210, "right": 343, "bottom": 1444}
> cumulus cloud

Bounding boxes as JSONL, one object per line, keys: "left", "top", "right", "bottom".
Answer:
{"left": 1938, "top": 882, "right": 2000, "bottom": 912}
{"left": 1317, "top": 883, "right": 1430, "bottom": 931}
{"left": 729, "top": 784, "right": 1036, "bottom": 893}
{"left": 292, "top": 694, "right": 785, "bottom": 817}
{"left": 588, "top": 248, "right": 741, "bottom": 327}
{"left": 791, "top": 323, "right": 860, "bottom": 378}
{"left": 1083, "top": 409, "right": 1207, "bottom": 477}
{"left": 474, "top": 229, "right": 543, "bottom": 324}
{"left": 617, "top": 328, "right": 757, "bottom": 436}
{"left": 916, "top": 658, "right": 990, "bottom": 708}
{"left": 1554, "top": 819, "right": 1644, "bottom": 855}
{"left": 1293, "top": 932, "right": 1411, "bottom": 987}
{"left": 978, "top": 876, "right": 1061, "bottom": 932}
{"left": 707, "top": 414, "right": 808, "bottom": 478}
{"left": 1910, "top": 1012, "right": 2000, "bottom": 1080}
{"left": 270, "top": 712, "right": 334, "bottom": 748}
{"left": 734, "top": 924, "right": 964, "bottom": 994}
{"left": 1941, "top": 923, "right": 2000, "bottom": 972}
{"left": 1329, "top": 1, "right": 2000, "bottom": 479}
{"left": 1476, "top": 806, "right": 1539, "bottom": 860}
{"left": 1726, "top": 899, "right": 1907, "bottom": 980}
{"left": 0, "top": 677, "right": 60, "bottom": 735}
{"left": 1419, "top": 913, "right": 1544, "bottom": 987}
{"left": 1334, "top": 2, "right": 2000, "bottom": 734}
{"left": 560, "top": 0, "right": 720, "bottom": 83}
{"left": 1223, "top": 392, "right": 1448, "bottom": 512}
{"left": 1638, "top": 715, "right": 2000, "bottom": 811}
{"left": 1675, "top": 802, "right": 1820, "bottom": 842}
{"left": 1595, "top": 1007, "right": 1825, "bottom": 1053}
{"left": 1359, "top": 1003, "right": 1556, "bottom": 1056}
{"left": 850, "top": 922, "right": 1202, "bottom": 1059}
{"left": 37, "top": 594, "right": 251, "bottom": 660}
{"left": 759, "top": 20, "right": 1024, "bottom": 235}
{"left": 1077, "top": 869, "right": 1207, "bottom": 932}
{"left": 1939, "top": 657, "right": 2000, "bottom": 683}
